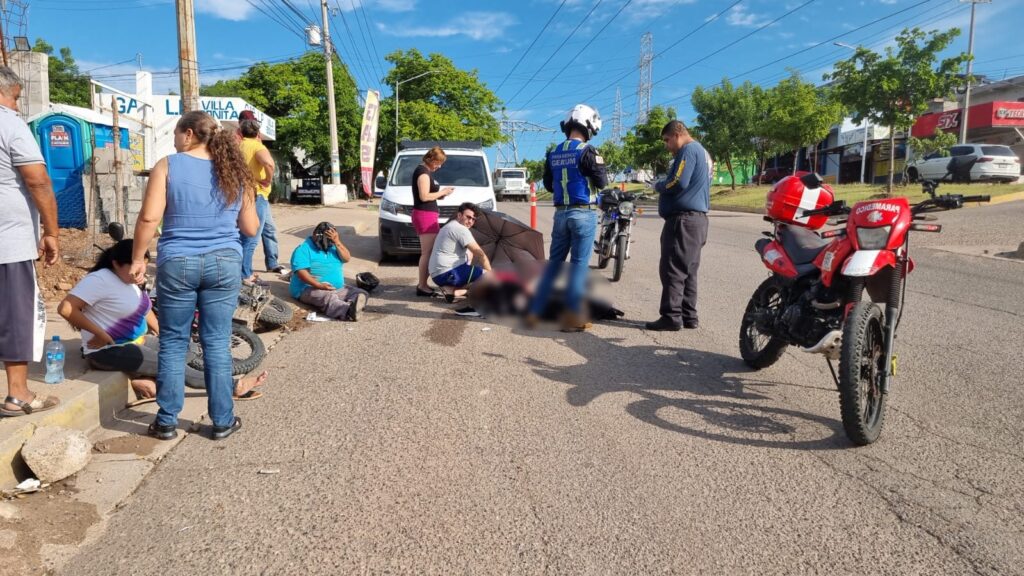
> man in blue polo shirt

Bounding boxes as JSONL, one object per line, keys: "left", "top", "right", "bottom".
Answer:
{"left": 645, "top": 120, "right": 712, "bottom": 332}
{"left": 290, "top": 222, "right": 368, "bottom": 321}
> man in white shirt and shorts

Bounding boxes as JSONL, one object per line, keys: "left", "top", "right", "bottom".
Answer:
{"left": 428, "top": 203, "right": 492, "bottom": 313}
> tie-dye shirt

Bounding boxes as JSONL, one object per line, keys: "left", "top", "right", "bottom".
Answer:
{"left": 68, "top": 269, "right": 151, "bottom": 354}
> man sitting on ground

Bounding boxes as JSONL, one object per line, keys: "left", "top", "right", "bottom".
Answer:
{"left": 429, "top": 203, "right": 492, "bottom": 315}
{"left": 289, "top": 222, "right": 368, "bottom": 321}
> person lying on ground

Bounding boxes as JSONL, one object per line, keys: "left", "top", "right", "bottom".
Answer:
{"left": 427, "top": 202, "right": 493, "bottom": 315}
{"left": 289, "top": 222, "right": 368, "bottom": 321}
{"left": 57, "top": 239, "right": 268, "bottom": 405}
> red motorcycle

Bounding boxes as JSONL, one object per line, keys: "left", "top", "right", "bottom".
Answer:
{"left": 739, "top": 174, "right": 989, "bottom": 445}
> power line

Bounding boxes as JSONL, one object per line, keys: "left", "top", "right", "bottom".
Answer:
{"left": 338, "top": 0, "right": 381, "bottom": 86}
{"left": 327, "top": 8, "right": 372, "bottom": 91}
{"left": 503, "top": 0, "right": 605, "bottom": 108}
{"left": 246, "top": 0, "right": 306, "bottom": 39}
{"left": 349, "top": 0, "right": 388, "bottom": 85}
{"left": 516, "top": 0, "right": 636, "bottom": 111}
{"left": 495, "top": 0, "right": 567, "bottom": 94}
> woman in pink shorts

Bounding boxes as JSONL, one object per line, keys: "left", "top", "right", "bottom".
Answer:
{"left": 411, "top": 146, "right": 454, "bottom": 296}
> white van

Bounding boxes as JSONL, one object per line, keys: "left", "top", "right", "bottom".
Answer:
{"left": 377, "top": 140, "right": 496, "bottom": 259}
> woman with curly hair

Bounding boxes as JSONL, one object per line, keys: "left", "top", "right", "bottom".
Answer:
{"left": 130, "top": 111, "right": 259, "bottom": 441}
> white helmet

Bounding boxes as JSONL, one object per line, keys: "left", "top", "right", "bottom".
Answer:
{"left": 560, "top": 103, "right": 602, "bottom": 140}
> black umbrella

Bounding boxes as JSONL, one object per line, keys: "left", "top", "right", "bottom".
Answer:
{"left": 470, "top": 210, "right": 546, "bottom": 278}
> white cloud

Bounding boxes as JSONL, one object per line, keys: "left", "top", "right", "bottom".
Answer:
{"left": 377, "top": 12, "right": 515, "bottom": 40}
{"left": 726, "top": 5, "right": 771, "bottom": 28}
{"left": 195, "top": 0, "right": 254, "bottom": 21}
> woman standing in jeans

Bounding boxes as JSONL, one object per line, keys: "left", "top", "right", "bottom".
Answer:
{"left": 411, "top": 146, "right": 454, "bottom": 296}
{"left": 130, "top": 111, "right": 259, "bottom": 441}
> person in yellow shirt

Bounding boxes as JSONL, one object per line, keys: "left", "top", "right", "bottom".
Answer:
{"left": 237, "top": 110, "right": 286, "bottom": 281}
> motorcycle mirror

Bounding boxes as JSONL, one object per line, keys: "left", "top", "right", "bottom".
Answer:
{"left": 107, "top": 222, "right": 125, "bottom": 241}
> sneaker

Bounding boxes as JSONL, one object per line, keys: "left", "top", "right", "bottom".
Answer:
{"left": 211, "top": 417, "right": 242, "bottom": 440}
{"left": 454, "top": 306, "right": 481, "bottom": 317}
{"left": 644, "top": 317, "right": 681, "bottom": 332}
{"left": 349, "top": 292, "right": 368, "bottom": 321}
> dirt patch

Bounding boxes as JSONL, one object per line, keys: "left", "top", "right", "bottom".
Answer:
{"left": 0, "top": 487, "right": 99, "bottom": 576}
{"left": 424, "top": 317, "right": 468, "bottom": 347}
{"left": 92, "top": 435, "right": 159, "bottom": 458}
{"left": 36, "top": 228, "right": 114, "bottom": 304}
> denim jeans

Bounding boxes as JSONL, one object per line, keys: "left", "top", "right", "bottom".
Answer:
{"left": 155, "top": 249, "right": 241, "bottom": 427}
{"left": 241, "top": 195, "right": 279, "bottom": 278}
{"left": 530, "top": 208, "right": 597, "bottom": 315}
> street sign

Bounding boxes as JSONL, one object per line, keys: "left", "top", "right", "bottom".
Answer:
{"left": 294, "top": 177, "right": 323, "bottom": 203}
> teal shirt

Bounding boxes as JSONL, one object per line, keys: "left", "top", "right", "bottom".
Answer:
{"left": 289, "top": 238, "right": 344, "bottom": 298}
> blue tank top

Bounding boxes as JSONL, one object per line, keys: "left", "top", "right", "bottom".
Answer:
{"left": 157, "top": 153, "right": 242, "bottom": 265}
{"left": 549, "top": 139, "right": 596, "bottom": 206}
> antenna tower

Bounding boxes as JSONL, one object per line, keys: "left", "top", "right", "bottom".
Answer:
{"left": 497, "top": 115, "right": 554, "bottom": 167}
{"left": 636, "top": 32, "right": 653, "bottom": 125}
{"left": 1, "top": 1, "right": 29, "bottom": 51}
{"left": 611, "top": 86, "right": 623, "bottom": 143}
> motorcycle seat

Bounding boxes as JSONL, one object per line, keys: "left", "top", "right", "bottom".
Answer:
{"left": 778, "top": 225, "right": 830, "bottom": 266}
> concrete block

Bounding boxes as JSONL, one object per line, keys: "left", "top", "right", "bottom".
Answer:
{"left": 20, "top": 426, "right": 93, "bottom": 483}
{"left": 323, "top": 184, "right": 349, "bottom": 205}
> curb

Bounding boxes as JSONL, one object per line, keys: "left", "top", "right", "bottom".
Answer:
{"left": 1, "top": 370, "right": 129, "bottom": 489}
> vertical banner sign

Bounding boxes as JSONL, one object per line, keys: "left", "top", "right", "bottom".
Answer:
{"left": 360, "top": 90, "right": 381, "bottom": 199}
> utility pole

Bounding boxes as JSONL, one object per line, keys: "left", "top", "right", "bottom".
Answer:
{"left": 958, "top": 0, "right": 990, "bottom": 144}
{"left": 321, "top": 0, "right": 341, "bottom": 185}
{"left": 175, "top": 0, "right": 200, "bottom": 112}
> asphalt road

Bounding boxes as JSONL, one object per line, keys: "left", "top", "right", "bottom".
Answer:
{"left": 65, "top": 200, "right": 1024, "bottom": 575}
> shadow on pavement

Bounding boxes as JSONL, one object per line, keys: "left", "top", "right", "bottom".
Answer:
{"left": 506, "top": 328, "right": 848, "bottom": 451}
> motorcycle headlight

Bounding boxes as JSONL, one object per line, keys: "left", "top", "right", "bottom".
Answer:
{"left": 618, "top": 201, "right": 635, "bottom": 217}
{"left": 380, "top": 198, "right": 398, "bottom": 215}
{"left": 478, "top": 199, "right": 495, "bottom": 211}
{"left": 856, "top": 226, "right": 891, "bottom": 250}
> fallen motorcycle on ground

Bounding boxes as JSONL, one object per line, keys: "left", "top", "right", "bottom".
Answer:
{"left": 739, "top": 173, "right": 988, "bottom": 445}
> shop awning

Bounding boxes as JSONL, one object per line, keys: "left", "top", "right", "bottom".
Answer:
{"left": 912, "top": 101, "right": 1024, "bottom": 138}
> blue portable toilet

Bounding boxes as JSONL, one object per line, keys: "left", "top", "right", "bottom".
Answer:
{"left": 35, "top": 114, "right": 89, "bottom": 228}
{"left": 30, "top": 108, "right": 134, "bottom": 229}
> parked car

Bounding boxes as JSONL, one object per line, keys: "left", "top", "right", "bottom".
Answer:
{"left": 376, "top": 140, "right": 496, "bottom": 260}
{"left": 907, "top": 144, "right": 1020, "bottom": 184}
{"left": 755, "top": 167, "right": 807, "bottom": 184}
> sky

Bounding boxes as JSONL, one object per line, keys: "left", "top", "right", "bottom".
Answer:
{"left": 23, "top": 0, "right": 1023, "bottom": 164}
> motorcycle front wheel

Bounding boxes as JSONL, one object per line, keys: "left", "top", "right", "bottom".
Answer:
{"left": 188, "top": 323, "right": 267, "bottom": 376}
{"left": 838, "top": 301, "right": 887, "bottom": 445}
{"left": 738, "top": 277, "right": 788, "bottom": 369}
{"left": 596, "top": 226, "right": 613, "bottom": 269}
{"left": 611, "top": 235, "right": 627, "bottom": 282}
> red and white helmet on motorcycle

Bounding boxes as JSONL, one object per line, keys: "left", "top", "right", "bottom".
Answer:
{"left": 560, "top": 104, "right": 602, "bottom": 141}
{"left": 765, "top": 173, "right": 835, "bottom": 230}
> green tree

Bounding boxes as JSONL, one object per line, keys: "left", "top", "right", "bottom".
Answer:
{"left": 907, "top": 128, "right": 958, "bottom": 161}
{"left": 691, "top": 79, "right": 760, "bottom": 189}
{"left": 763, "top": 72, "right": 844, "bottom": 176}
{"left": 520, "top": 157, "right": 546, "bottom": 184}
{"left": 622, "top": 106, "right": 676, "bottom": 176}
{"left": 202, "top": 52, "right": 361, "bottom": 185}
{"left": 825, "top": 27, "right": 970, "bottom": 193}
{"left": 379, "top": 49, "right": 504, "bottom": 170}
{"left": 33, "top": 39, "right": 91, "bottom": 107}
{"left": 597, "top": 140, "right": 626, "bottom": 176}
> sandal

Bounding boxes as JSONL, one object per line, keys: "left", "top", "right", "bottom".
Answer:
{"left": 416, "top": 287, "right": 439, "bottom": 298}
{"left": 126, "top": 397, "right": 157, "bottom": 409}
{"left": 234, "top": 390, "right": 263, "bottom": 401}
{"left": 1, "top": 394, "right": 60, "bottom": 417}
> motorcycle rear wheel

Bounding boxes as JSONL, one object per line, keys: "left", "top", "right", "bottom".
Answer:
{"left": 596, "top": 228, "right": 613, "bottom": 269}
{"left": 738, "top": 277, "right": 788, "bottom": 369}
{"left": 612, "top": 235, "right": 627, "bottom": 282}
{"left": 838, "top": 301, "right": 887, "bottom": 445}
{"left": 188, "top": 323, "right": 267, "bottom": 376}
{"left": 255, "top": 297, "right": 294, "bottom": 328}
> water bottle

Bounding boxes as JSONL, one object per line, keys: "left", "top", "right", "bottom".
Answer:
{"left": 44, "top": 336, "right": 65, "bottom": 385}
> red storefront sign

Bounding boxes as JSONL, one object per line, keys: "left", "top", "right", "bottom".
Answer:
{"left": 912, "top": 101, "right": 1024, "bottom": 137}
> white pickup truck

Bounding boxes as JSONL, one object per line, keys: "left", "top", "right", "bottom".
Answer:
{"left": 493, "top": 167, "right": 530, "bottom": 202}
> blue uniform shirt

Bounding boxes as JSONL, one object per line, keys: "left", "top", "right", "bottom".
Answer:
{"left": 656, "top": 140, "right": 712, "bottom": 217}
{"left": 545, "top": 139, "right": 608, "bottom": 206}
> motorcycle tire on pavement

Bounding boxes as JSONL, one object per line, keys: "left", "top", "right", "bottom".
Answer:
{"left": 187, "top": 322, "right": 267, "bottom": 376}
{"left": 255, "top": 297, "right": 294, "bottom": 328}
{"left": 838, "top": 301, "right": 888, "bottom": 446}
{"left": 612, "top": 235, "right": 627, "bottom": 282}
{"left": 738, "top": 277, "right": 789, "bottom": 369}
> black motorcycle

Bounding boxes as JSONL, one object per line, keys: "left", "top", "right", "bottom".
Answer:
{"left": 595, "top": 189, "right": 637, "bottom": 282}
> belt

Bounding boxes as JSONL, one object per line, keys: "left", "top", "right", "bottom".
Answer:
{"left": 554, "top": 204, "right": 596, "bottom": 210}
